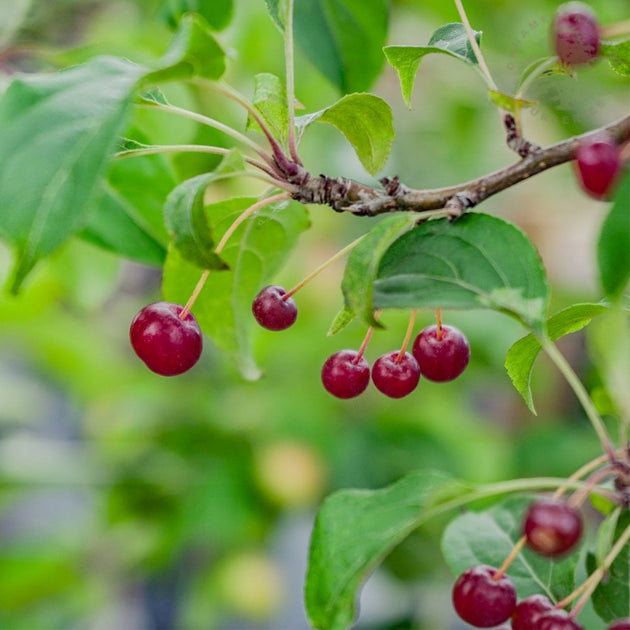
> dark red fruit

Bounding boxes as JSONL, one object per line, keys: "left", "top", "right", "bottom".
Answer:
{"left": 607, "top": 621, "right": 630, "bottom": 630}
{"left": 412, "top": 324, "right": 470, "bottom": 382}
{"left": 371, "top": 351, "right": 421, "bottom": 398}
{"left": 452, "top": 564, "right": 517, "bottom": 628}
{"left": 252, "top": 285, "right": 298, "bottom": 331}
{"left": 130, "top": 302, "right": 203, "bottom": 376}
{"left": 575, "top": 137, "right": 622, "bottom": 199}
{"left": 553, "top": 2, "right": 599, "bottom": 65}
{"left": 511, "top": 594, "right": 554, "bottom": 629}
{"left": 321, "top": 350, "right": 370, "bottom": 399}
{"left": 523, "top": 499, "right": 582, "bottom": 557}
{"left": 536, "top": 609, "right": 583, "bottom": 629}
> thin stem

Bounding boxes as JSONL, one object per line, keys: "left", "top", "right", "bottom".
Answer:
{"left": 396, "top": 309, "right": 418, "bottom": 364}
{"left": 567, "top": 465, "right": 615, "bottom": 509}
{"left": 516, "top": 56, "right": 560, "bottom": 99}
{"left": 552, "top": 452, "right": 611, "bottom": 499}
{"left": 137, "top": 102, "right": 273, "bottom": 163}
{"left": 569, "top": 518, "right": 630, "bottom": 618}
{"left": 541, "top": 337, "right": 617, "bottom": 464}
{"left": 214, "top": 192, "right": 290, "bottom": 255}
{"left": 180, "top": 270, "right": 210, "bottom": 320}
{"left": 436, "top": 307, "right": 443, "bottom": 341}
{"left": 493, "top": 537, "right": 527, "bottom": 581}
{"left": 354, "top": 310, "right": 381, "bottom": 364}
{"left": 284, "top": 0, "right": 301, "bottom": 164}
{"left": 283, "top": 234, "right": 366, "bottom": 300}
{"left": 453, "top": 0, "right": 498, "bottom": 90}
{"left": 600, "top": 19, "right": 630, "bottom": 39}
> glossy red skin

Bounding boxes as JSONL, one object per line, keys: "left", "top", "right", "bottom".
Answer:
{"left": 130, "top": 302, "right": 203, "bottom": 376}
{"left": 536, "top": 609, "right": 583, "bottom": 629}
{"left": 452, "top": 564, "right": 517, "bottom": 628}
{"left": 252, "top": 285, "right": 298, "bottom": 331}
{"left": 575, "top": 138, "right": 622, "bottom": 200}
{"left": 553, "top": 2, "right": 600, "bottom": 65}
{"left": 523, "top": 499, "right": 582, "bottom": 557}
{"left": 511, "top": 594, "right": 554, "bottom": 629}
{"left": 321, "top": 350, "right": 370, "bottom": 399}
{"left": 371, "top": 351, "right": 420, "bottom": 398}
{"left": 412, "top": 324, "right": 470, "bottom": 382}
{"left": 607, "top": 621, "right": 630, "bottom": 630}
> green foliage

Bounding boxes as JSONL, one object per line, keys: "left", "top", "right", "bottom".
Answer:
{"left": 441, "top": 495, "right": 578, "bottom": 602}
{"left": 384, "top": 23, "right": 482, "bottom": 107}
{"left": 601, "top": 38, "right": 630, "bottom": 76}
{"left": 298, "top": 93, "right": 394, "bottom": 175}
{"left": 161, "top": 0, "right": 234, "bottom": 31}
{"left": 247, "top": 73, "right": 289, "bottom": 146}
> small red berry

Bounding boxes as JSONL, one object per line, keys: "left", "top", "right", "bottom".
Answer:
{"left": 412, "top": 324, "right": 470, "bottom": 382}
{"left": 452, "top": 564, "right": 517, "bottom": 628}
{"left": 553, "top": 2, "right": 600, "bottom": 66}
{"left": 536, "top": 608, "right": 583, "bottom": 629}
{"left": 575, "top": 137, "right": 622, "bottom": 200}
{"left": 252, "top": 285, "right": 298, "bottom": 331}
{"left": 607, "top": 621, "right": 630, "bottom": 630}
{"left": 523, "top": 499, "right": 582, "bottom": 557}
{"left": 130, "top": 301, "right": 203, "bottom": 376}
{"left": 321, "top": 350, "right": 370, "bottom": 399}
{"left": 371, "top": 351, "right": 420, "bottom": 398}
{"left": 511, "top": 594, "right": 554, "bottom": 629}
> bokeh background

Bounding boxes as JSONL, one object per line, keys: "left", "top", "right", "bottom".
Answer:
{"left": 0, "top": 0, "right": 628, "bottom": 628}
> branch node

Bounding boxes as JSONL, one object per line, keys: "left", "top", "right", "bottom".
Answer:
{"left": 504, "top": 113, "right": 541, "bottom": 158}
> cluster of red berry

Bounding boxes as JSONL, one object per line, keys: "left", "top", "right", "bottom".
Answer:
{"left": 554, "top": 2, "right": 625, "bottom": 200}
{"left": 451, "top": 497, "right": 630, "bottom": 629}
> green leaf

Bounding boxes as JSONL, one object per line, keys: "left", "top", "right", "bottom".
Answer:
{"left": 327, "top": 305, "right": 356, "bottom": 336}
{"left": 596, "top": 507, "right": 621, "bottom": 567}
{"left": 145, "top": 13, "right": 226, "bottom": 84}
{"left": 294, "top": 0, "right": 388, "bottom": 93}
{"left": 0, "top": 56, "right": 145, "bottom": 292}
{"left": 442, "top": 495, "right": 578, "bottom": 602}
{"left": 598, "top": 170, "right": 630, "bottom": 299}
{"left": 515, "top": 56, "right": 572, "bottom": 94}
{"left": 505, "top": 303, "right": 610, "bottom": 414}
{"left": 305, "top": 471, "right": 462, "bottom": 630}
{"left": 265, "top": 0, "right": 288, "bottom": 30}
{"left": 162, "top": 196, "right": 310, "bottom": 379}
{"left": 246, "top": 73, "right": 288, "bottom": 147}
{"left": 384, "top": 23, "right": 482, "bottom": 107}
{"left": 160, "top": 0, "right": 234, "bottom": 31}
{"left": 341, "top": 215, "right": 418, "bottom": 326}
{"left": 488, "top": 89, "right": 536, "bottom": 114}
{"left": 298, "top": 93, "right": 394, "bottom": 175}
{"left": 370, "top": 213, "right": 549, "bottom": 331}
{"left": 164, "top": 151, "right": 246, "bottom": 270}
{"left": 589, "top": 511, "right": 630, "bottom": 622}
{"left": 601, "top": 38, "right": 630, "bottom": 77}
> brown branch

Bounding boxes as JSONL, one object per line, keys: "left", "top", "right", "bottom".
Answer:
{"left": 286, "top": 114, "right": 630, "bottom": 217}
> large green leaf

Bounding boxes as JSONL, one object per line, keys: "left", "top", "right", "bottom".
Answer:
{"left": 341, "top": 215, "right": 418, "bottom": 326}
{"left": 361, "top": 213, "right": 549, "bottom": 332}
{"left": 598, "top": 170, "right": 630, "bottom": 299}
{"left": 298, "top": 93, "right": 394, "bottom": 175}
{"left": 246, "top": 73, "right": 289, "bottom": 147}
{"left": 588, "top": 511, "right": 630, "bottom": 622}
{"left": 601, "top": 38, "right": 630, "bottom": 77}
{"left": 505, "top": 303, "right": 611, "bottom": 414}
{"left": 163, "top": 151, "right": 246, "bottom": 270}
{"left": 0, "top": 56, "right": 145, "bottom": 292}
{"left": 384, "top": 23, "right": 482, "bottom": 107}
{"left": 162, "top": 196, "right": 310, "bottom": 379}
{"left": 289, "top": 0, "right": 388, "bottom": 92}
{"left": 160, "top": 0, "right": 234, "bottom": 31}
{"left": 441, "top": 495, "right": 578, "bottom": 602}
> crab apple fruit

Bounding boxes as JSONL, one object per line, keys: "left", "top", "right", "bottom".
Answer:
{"left": 608, "top": 622, "right": 630, "bottom": 630}
{"left": 412, "top": 324, "right": 470, "bottom": 382}
{"left": 575, "top": 137, "right": 622, "bottom": 200}
{"left": 252, "top": 285, "right": 298, "bottom": 331}
{"left": 511, "top": 594, "right": 554, "bottom": 629}
{"left": 553, "top": 2, "right": 600, "bottom": 65}
{"left": 452, "top": 564, "right": 517, "bottom": 628}
{"left": 536, "top": 609, "right": 583, "bottom": 629}
{"left": 321, "top": 350, "right": 370, "bottom": 399}
{"left": 130, "top": 302, "right": 203, "bottom": 376}
{"left": 371, "top": 351, "right": 421, "bottom": 398}
{"left": 523, "top": 499, "right": 583, "bottom": 557}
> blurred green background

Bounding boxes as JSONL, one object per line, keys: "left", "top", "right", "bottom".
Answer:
{"left": 0, "top": 0, "right": 628, "bottom": 628}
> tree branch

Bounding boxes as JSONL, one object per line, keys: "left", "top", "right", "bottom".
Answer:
{"left": 286, "top": 114, "right": 630, "bottom": 216}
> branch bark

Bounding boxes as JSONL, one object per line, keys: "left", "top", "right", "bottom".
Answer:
{"left": 284, "top": 114, "right": 630, "bottom": 216}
